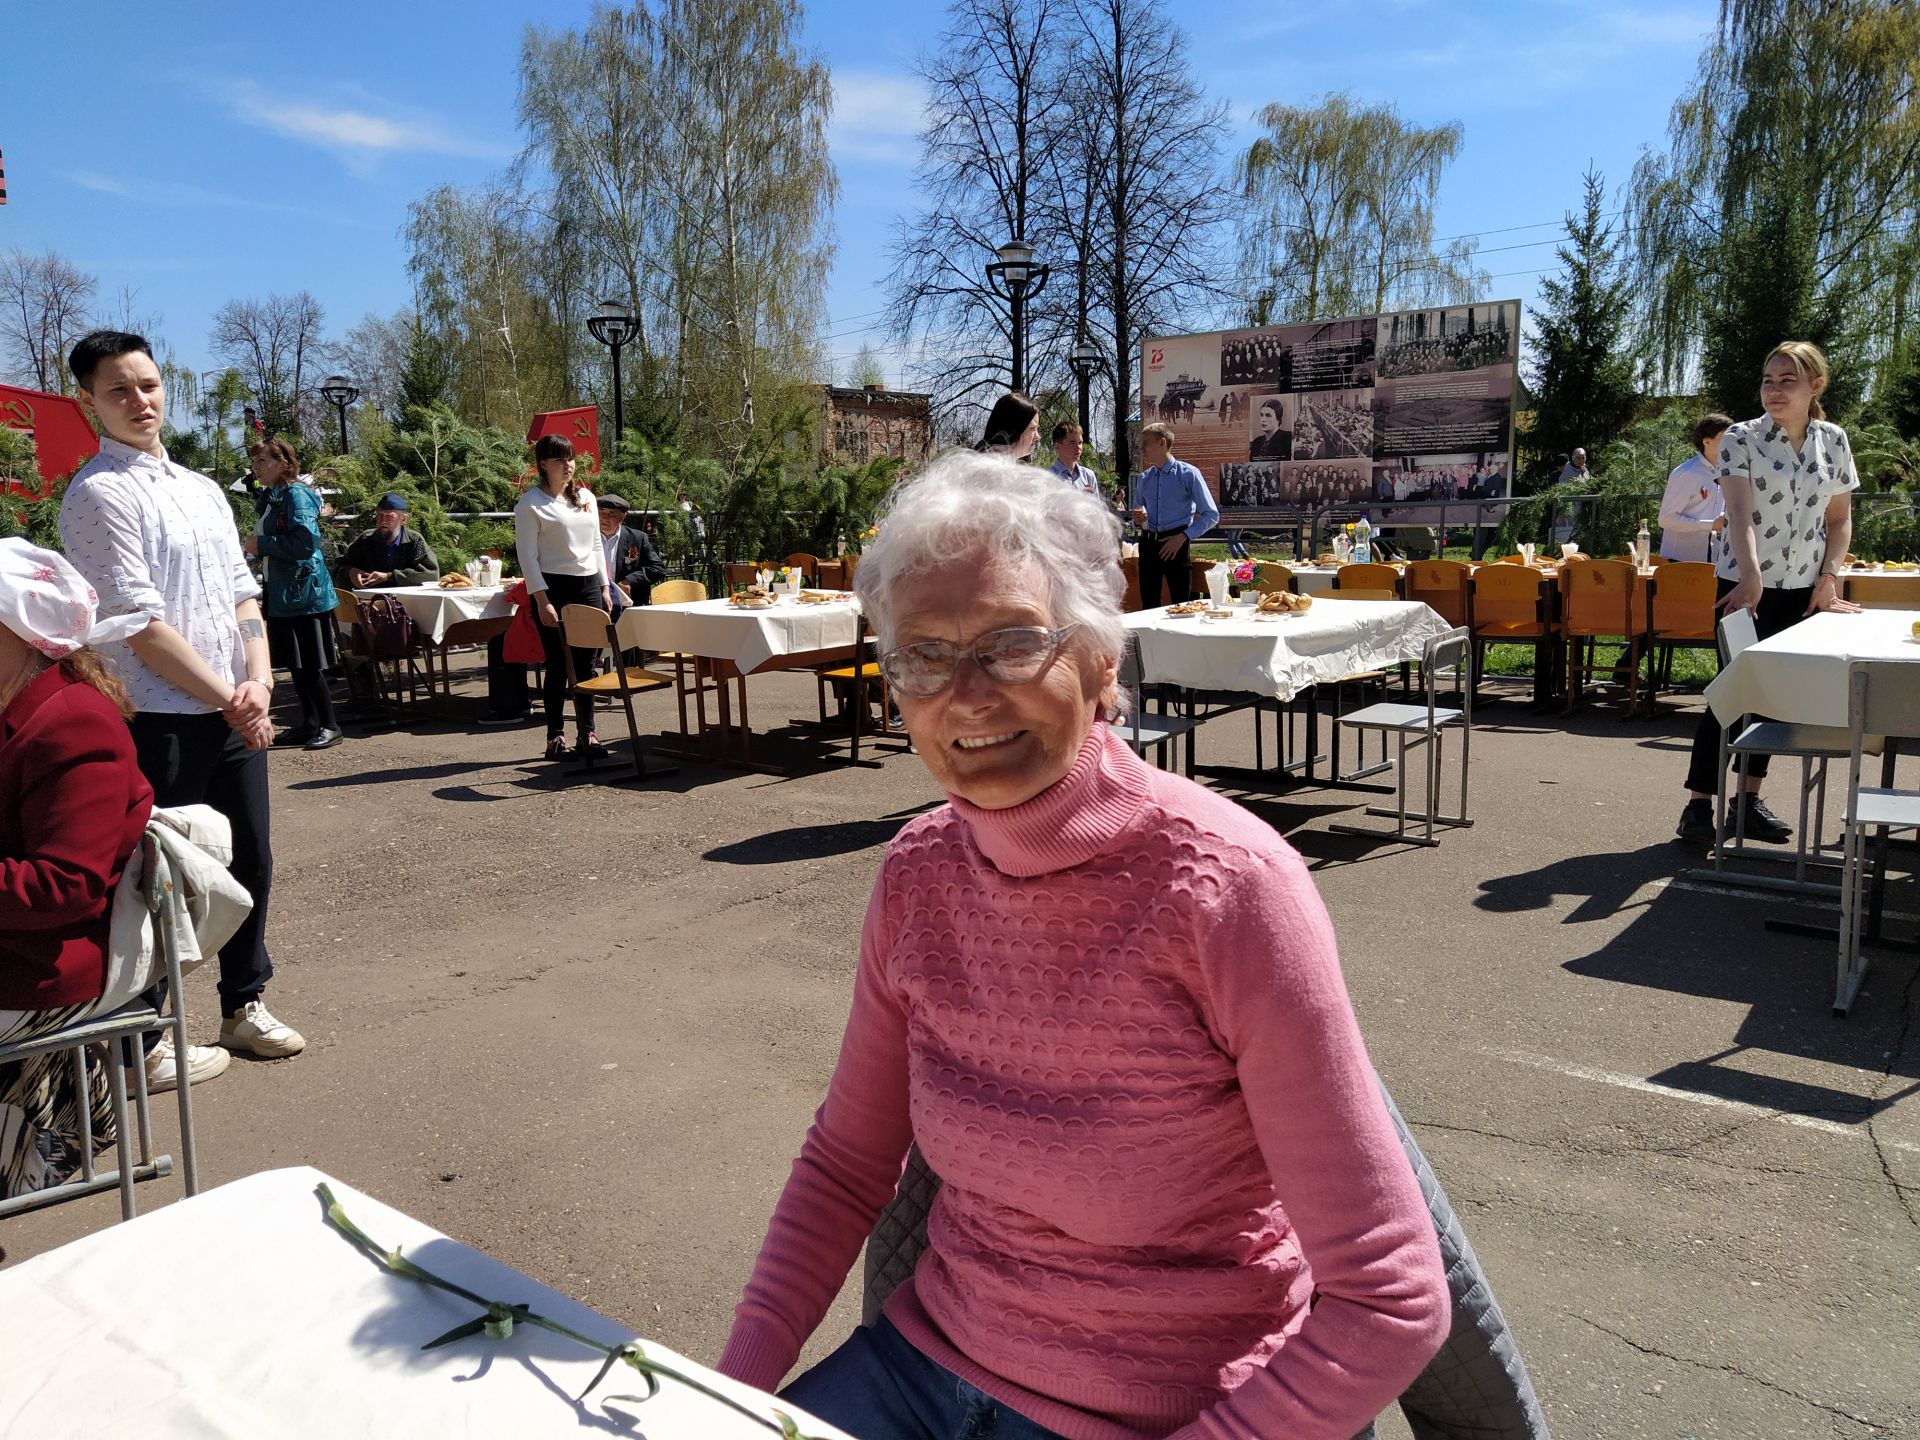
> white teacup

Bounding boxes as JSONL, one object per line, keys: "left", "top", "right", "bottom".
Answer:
{"left": 1561, "top": 542, "right": 1579, "bottom": 560}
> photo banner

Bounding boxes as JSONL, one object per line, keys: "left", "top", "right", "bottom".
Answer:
{"left": 1140, "top": 299, "right": 1520, "bottom": 518}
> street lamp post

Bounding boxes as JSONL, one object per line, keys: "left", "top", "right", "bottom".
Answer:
{"left": 985, "top": 239, "right": 1050, "bottom": 394}
{"left": 1067, "top": 338, "right": 1101, "bottom": 442}
{"left": 319, "top": 375, "right": 359, "bottom": 454}
{"left": 586, "top": 299, "right": 639, "bottom": 461}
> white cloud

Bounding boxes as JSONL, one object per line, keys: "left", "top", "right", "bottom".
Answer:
{"left": 831, "top": 72, "right": 927, "bottom": 167}
{"left": 222, "top": 81, "right": 512, "bottom": 164}
{"left": 62, "top": 170, "right": 373, "bottom": 227}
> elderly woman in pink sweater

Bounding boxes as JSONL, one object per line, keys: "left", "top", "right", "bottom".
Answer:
{"left": 718, "top": 452, "right": 1448, "bottom": 1440}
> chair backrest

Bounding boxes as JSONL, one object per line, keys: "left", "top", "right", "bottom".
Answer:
{"left": 783, "top": 552, "right": 820, "bottom": 580}
{"left": 651, "top": 578, "right": 707, "bottom": 604}
{"left": 1845, "top": 573, "right": 1920, "bottom": 609}
{"left": 723, "top": 562, "right": 763, "bottom": 592}
{"left": 1336, "top": 562, "right": 1400, "bottom": 594}
{"left": 1716, "top": 607, "right": 1758, "bottom": 665}
{"left": 1118, "top": 555, "right": 1142, "bottom": 612}
{"left": 1470, "top": 564, "right": 1546, "bottom": 634}
{"left": 1422, "top": 626, "right": 1472, "bottom": 729}
{"left": 1561, "top": 558, "right": 1643, "bottom": 636}
{"left": 560, "top": 602, "right": 614, "bottom": 651}
{"left": 1496, "top": 553, "right": 1527, "bottom": 564}
{"left": 1252, "top": 561, "right": 1293, "bottom": 594}
{"left": 816, "top": 558, "right": 849, "bottom": 590}
{"left": 1404, "top": 560, "right": 1469, "bottom": 626}
{"left": 1849, "top": 658, "right": 1920, "bottom": 746}
{"left": 1189, "top": 556, "right": 1214, "bottom": 591}
{"left": 1649, "top": 561, "right": 1717, "bottom": 637}
{"left": 333, "top": 593, "right": 361, "bottom": 626}
{"left": 1321, "top": 587, "right": 1399, "bottom": 602}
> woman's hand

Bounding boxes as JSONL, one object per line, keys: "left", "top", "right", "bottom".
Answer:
{"left": 1711, "top": 514, "right": 1728, "bottom": 533}
{"left": 537, "top": 597, "right": 559, "bottom": 628}
{"left": 1717, "top": 575, "right": 1762, "bottom": 616}
{"left": 1808, "top": 573, "right": 1861, "bottom": 615}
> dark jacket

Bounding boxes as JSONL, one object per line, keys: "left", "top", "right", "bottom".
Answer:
{"left": 0, "top": 666, "right": 155, "bottom": 1009}
{"left": 610, "top": 524, "right": 667, "bottom": 605}
{"left": 255, "top": 482, "right": 338, "bottom": 618}
{"left": 335, "top": 525, "right": 439, "bottom": 588}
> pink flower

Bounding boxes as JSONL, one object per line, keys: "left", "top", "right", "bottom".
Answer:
{"left": 1232, "top": 560, "right": 1256, "bottom": 584}
{"left": 32, "top": 564, "right": 56, "bottom": 584}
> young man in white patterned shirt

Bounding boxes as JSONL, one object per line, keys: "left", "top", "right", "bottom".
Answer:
{"left": 59, "top": 332, "right": 305, "bottom": 1087}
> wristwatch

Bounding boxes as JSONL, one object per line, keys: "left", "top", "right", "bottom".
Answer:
{"left": 246, "top": 675, "right": 276, "bottom": 694}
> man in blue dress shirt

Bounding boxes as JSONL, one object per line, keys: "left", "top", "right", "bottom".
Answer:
{"left": 1129, "top": 422, "right": 1219, "bottom": 606}
{"left": 1047, "top": 422, "right": 1101, "bottom": 498}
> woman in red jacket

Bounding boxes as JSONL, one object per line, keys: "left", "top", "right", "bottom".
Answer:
{"left": 0, "top": 540, "right": 166, "bottom": 1200}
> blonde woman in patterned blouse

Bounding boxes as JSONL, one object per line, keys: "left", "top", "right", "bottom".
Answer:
{"left": 1676, "top": 340, "right": 1861, "bottom": 847}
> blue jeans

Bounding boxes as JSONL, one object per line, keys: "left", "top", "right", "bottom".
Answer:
{"left": 781, "top": 1318, "right": 1068, "bottom": 1440}
{"left": 1225, "top": 529, "right": 1249, "bottom": 559}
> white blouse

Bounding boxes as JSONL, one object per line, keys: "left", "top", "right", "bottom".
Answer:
{"left": 1657, "top": 453, "right": 1723, "bottom": 563}
{"left": 514, "top": 485, "right": 608, "bottom": 594}
{"left": 58, "top": 437, "right": 261, "bottom": 715}
{"left": 1715, "top": 416, "right": 1859, "bottom": 588}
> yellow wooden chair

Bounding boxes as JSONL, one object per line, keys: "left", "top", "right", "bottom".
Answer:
{"left": 560, "top": 604, "right": 676, "bottom": 781}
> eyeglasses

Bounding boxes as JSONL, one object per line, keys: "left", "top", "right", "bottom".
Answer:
{"left": 879, "top": 624, "right": 1081, "bottom": 699}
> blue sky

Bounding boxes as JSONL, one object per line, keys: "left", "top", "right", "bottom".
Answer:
{"left": 3, "top": 0, "right": 1716, "bottom": 396}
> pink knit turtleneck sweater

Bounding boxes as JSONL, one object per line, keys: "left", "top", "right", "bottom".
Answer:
{"left": 718, "top": 723, "right": 1446, "bottom": 1439}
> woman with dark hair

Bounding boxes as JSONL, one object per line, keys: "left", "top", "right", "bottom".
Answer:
{"left": 978, "top": 392, "right": 1040, "bottom": 459}
{"left": 1248, "top": 397, "right": 1290, "bottom": 460}
{"left": 241, "top": 437, "right": 341, "bottom": 750}
{"left": 514, "top": 434, "right": 611, "bottom": 760}
{"left": 0, "top": 540, "right": 170, "bottom": 1198}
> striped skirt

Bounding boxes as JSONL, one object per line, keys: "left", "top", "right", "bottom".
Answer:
{"left": 0, "top": 1003, "right": 117, "bottom": 1202}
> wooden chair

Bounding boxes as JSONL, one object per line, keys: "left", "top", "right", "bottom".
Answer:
{"left": 1119, "top": 556, "right": 1143, "bottom": 612}
{"left": 1188, "top": 555, "right": 1215, "bottom": 597}
{"left": 811, "top": 616, "right": 908, "bottom": 765}
{"left": 334, "top": 592, "right": 428, "bottom": 720}
{"left": 559, "top": 604, "right": 676, "bottom": 781}
{"left": 1403, "top": 560, "right": 1470, "bottom": 627}
{"left": 783, "top": 552, "right": 821, "bottom": 581}
{"left": 1643, "top": 562, "right": 1718, "bottom": 717}
{"left": 1321, "top": 588, "right": 1399, "bottom": 602}
{"left": 816, "top": 558, "right": 849, "bottom": 590}
{"left": 645, "top": 580, "right": 708, "bottom": 744}
{"left": 1335, "top": 562, "right": 1402, "bottom": 596}
{"left": 423, "top": 615, "right": 511, "bottom": 709}
{"left": 1560, "top": 559, "right": 1646, "bottom": 714}
{"left": 723, "top": 562, "right": 765, "bottom": 593}
{"left": 1844, "top": 573, "right": 1920, "bottom": 609}
{"left": 1468, "top": 563, "right": 1554, "bottom": 699}
{"left": 1252, "top": 561, "right": 1294, "bottom": 593}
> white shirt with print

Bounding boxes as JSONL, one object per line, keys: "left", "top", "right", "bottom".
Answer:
{"left": 1714, "top": 416, "right": 1858, "bottom": 588}
{"left": 59, "top": 437, "right": 261, "bottom": 714}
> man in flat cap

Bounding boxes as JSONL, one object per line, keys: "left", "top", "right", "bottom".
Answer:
{"left": 335, "top": 493, "right": 439, "bottom": 590}
{"left": 595, "top": 493, "right": 667, "bottom": 610}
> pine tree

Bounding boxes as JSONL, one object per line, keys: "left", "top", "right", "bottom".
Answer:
{"left": 1524, "top": 169, "right": 1640, "bottom": 488}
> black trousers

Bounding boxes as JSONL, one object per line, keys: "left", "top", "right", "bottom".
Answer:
{"left": 486, "top": 633, "right": 530, "bottom": 717}
{"left": 1684, "top": 580, "right": 1816, "bottom": 794}
{"left": 1139, "top": 531, "right": 1192, "bottom": 607}
{"left": 536, "top": 572, "right": 603, "bottom": 737}
{"left": 130, "top": 712, "right": 273, "bottom": 1017}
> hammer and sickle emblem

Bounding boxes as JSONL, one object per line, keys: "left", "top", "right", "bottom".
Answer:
{"left": 573, "top": 418, "right": 590, "bottom": 438}
{"left": 0, "top": 398, "right": 33, "bottom": 429}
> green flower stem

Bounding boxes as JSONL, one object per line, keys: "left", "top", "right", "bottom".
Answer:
{"left": 315, "top": 1184, "right": 827, "bottom": 1438}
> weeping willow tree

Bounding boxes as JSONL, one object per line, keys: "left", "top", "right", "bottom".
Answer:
{"left": 1629, "top": 0, "right": 1920, "bottom": 416}
{"left": 1233, "top": 93, "right": 1485, "bottom": 326}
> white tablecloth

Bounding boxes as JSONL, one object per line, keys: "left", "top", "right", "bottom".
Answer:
{"left": 354, "top": 585, "right": 513, "bottom": 645}
{"left": 1288, "top": 565, "right": 1341, "bottom": 594}
{"left": 0, "top": 1167, "right": 850, "bottom": 1439}
{"left": 1125, "top": 599, "right": 1452, "bottom": 700}
{"left": 1705, "top": 608, "right": 1920, "bottom": 727}
{"left": 616, "top": 596, "right": 862, "bottom": 674}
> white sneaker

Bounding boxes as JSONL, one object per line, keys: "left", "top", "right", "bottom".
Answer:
{"left": 219, "top": 1000, "right": 306, "bottom": 1058}
{"left": 144, "top": 1033, "right": 230, "bottom": 1093}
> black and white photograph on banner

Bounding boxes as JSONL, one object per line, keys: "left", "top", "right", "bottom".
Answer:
{"left": 1290, "top": 386, "right": 1375, "bottom": 460}
{"left": 1216, "top": 389, "right": 1252, "bottom": 428}
{"left": 1376, "top": 301, "right": 1518, "bottom": 379}
{"left": 1373, "top": 367, "right": 1513, "bottom": 458}
{"left": 1284, "top": 317, "right": 1376, "bottom": 391}
{"left": 1220, "top": 331, "right": 1288, "bottom": 387}
{"left": 1371, "top": 452, "right": 1511, "bottom": 508}
{"left": 1284, "top": 460, "right": 1371, "bottom": 509}
{"left": 1218, "top": 460, "right": 1288, "bottom": 508}
{"left": 1246, "top": 394, "right": 1293, "bottom": 460}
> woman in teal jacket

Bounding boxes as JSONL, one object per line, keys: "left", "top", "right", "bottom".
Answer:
{"left": 242, "top": 437, "right": 343, "bottom": 750}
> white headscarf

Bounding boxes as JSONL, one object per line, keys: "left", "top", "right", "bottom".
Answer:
{"left": 0, "top": 538, "right": 147, "bottom": 660}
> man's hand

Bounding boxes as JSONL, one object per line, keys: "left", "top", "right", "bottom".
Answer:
{"left": 1158, "top": 533, "right": 1185, "bottom": 561}
{"left": 1808, "top": 573, "right": 1861, "bottom": 616}
{"left": 240, "top": 535, "right": 259, "bottom": 556}
{"left": 223, "top": 679, "right": 272, "bottom": 729}
{"left": 614, "top": 583, "right": 632, "bottom": 604}
{"left": 239, "top": 715, "right": 275, "bottom": 751}
{"left": 1717, "top": 576, "right": 1762, "bottom": 616}
{"left": 1130, "top": 505, "right": 1148, "bottom": 527}
{"left": 1711, "top": 515, "right": 1728, "bottom": 533}
{"left": 346, "top": 568, "right": 370, "bottom": 588}
{"left": 368, "top": 571, "right": 391, "bottom": 586}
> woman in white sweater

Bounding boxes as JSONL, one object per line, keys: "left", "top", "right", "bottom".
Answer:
{"left": 514, "top": 434, "right": 611, "bottom": 759}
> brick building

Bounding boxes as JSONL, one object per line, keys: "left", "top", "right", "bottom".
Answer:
{"left": 815, "top": 384, "right": 934, "bottom": 467}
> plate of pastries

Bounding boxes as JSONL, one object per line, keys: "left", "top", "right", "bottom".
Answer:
{"left": 438, "top": 573, "right": 476, "bottom": 590}
{"left": 795, "top": 589, "right": 851, "bottom": 605}
{"left": 1256, "top": 590, "right": 1313, "bottom": 614}
{"left": 729, "top": 586, "right": 777, "bottom": 608}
